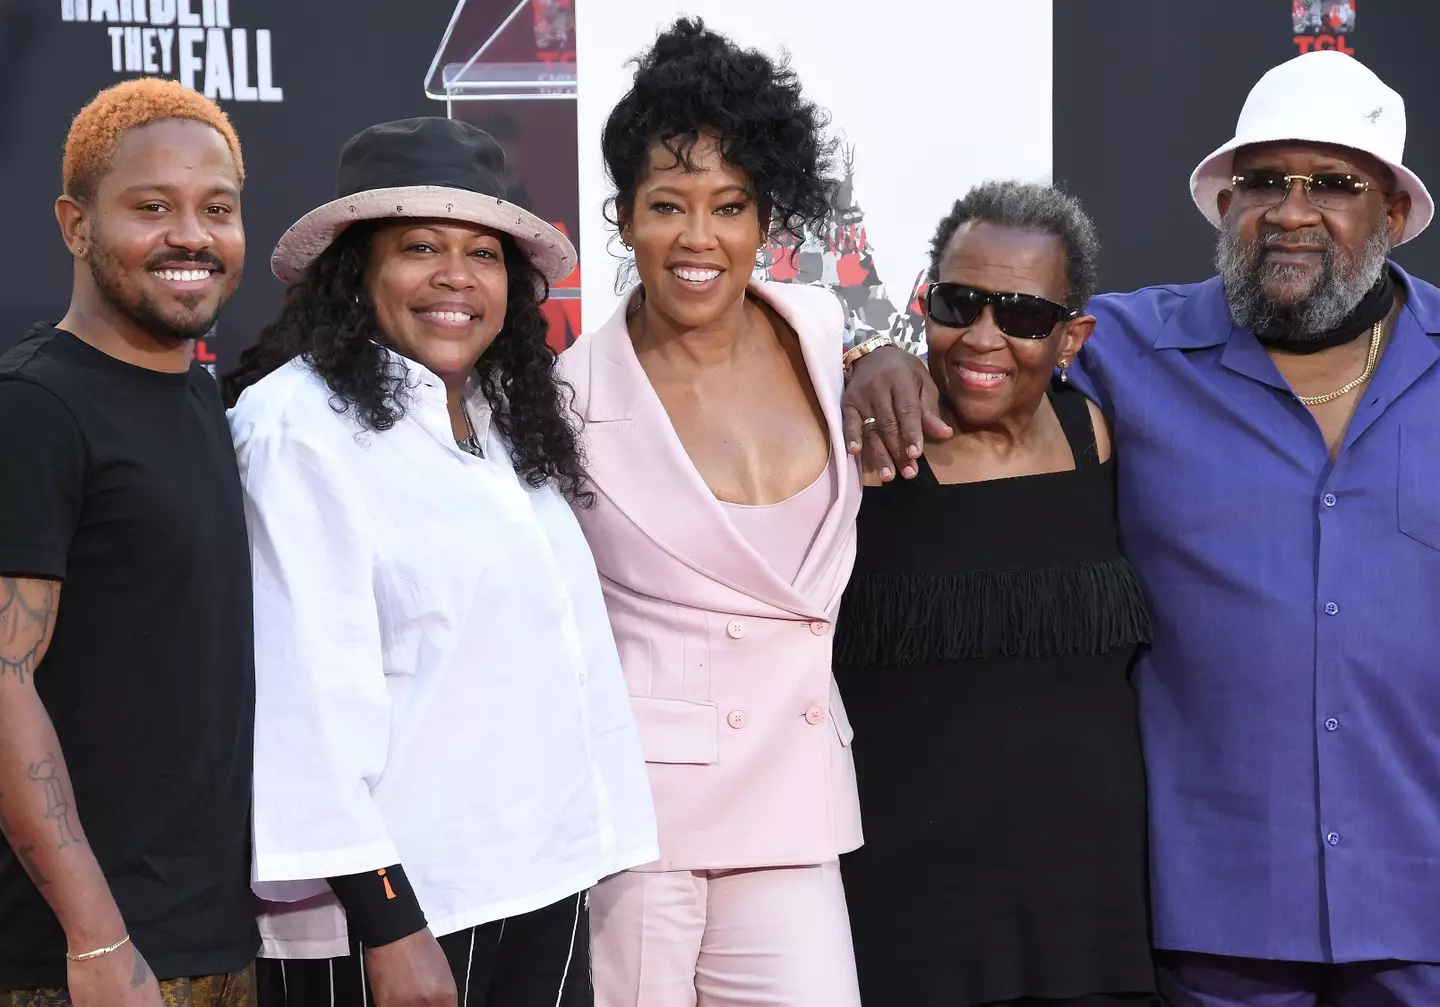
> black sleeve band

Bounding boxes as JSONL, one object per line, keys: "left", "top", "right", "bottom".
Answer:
{"left": 326, "top": 864, "right": 427, "bottom": 948}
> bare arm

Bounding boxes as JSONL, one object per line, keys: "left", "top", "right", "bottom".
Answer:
{"left": 0, "top": 575, "right": 160, "bottom": 1004}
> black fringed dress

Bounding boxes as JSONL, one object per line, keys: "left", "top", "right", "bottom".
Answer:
{"left": 834, "top": 384, "right": 1158, "bottom": 1006}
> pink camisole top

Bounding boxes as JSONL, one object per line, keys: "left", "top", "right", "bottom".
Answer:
{"left": 719, "top": 457, "right": 837, "bottom": 585}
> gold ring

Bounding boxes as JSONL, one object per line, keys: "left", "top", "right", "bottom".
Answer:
{"left": 862, "top": 416, "right": 878, "bottom": 429}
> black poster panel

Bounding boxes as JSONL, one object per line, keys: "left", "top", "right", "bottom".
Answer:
{"left": 1053, "top": 0, "right": 1438, "bottom": 295}
{"left": 0, "top": 0, "right": 458, "bottom": 372}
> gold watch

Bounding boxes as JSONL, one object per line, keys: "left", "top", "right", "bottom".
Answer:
{"left": 842, "top": 334, "right": 895, "bottom": 379}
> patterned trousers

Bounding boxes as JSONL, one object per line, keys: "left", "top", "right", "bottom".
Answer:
{"left": 0, "top": 963, "right": 255, "bottom": 1007}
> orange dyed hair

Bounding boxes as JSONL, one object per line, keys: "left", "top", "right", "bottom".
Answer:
{"left": 62, "top": 77, "right": 244, "bottom": 203}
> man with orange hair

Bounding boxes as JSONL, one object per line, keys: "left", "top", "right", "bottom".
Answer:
{"left": 0, "top": 78, "right": 257, "bottom": 1006}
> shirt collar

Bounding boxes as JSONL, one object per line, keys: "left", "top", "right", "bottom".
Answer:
{"left": 1152, "top": 262, "right": 1440, "bottom": 351}
{"left": 372, "top": 341, "right": 492, "bottom": 416}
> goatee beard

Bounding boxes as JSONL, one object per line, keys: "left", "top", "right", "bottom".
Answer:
{"left": 1215, "top": 216, "right": 1390, "bottom": 349}
{"left": 88, "top": 242, "right": 222, "bottom": 344}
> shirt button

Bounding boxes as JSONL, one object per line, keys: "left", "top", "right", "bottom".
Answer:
{"left": 1325, "top": 717, "right": 1338, "bottom": 731}
{"left": 726, "top": 620, "right": 746, "bottom": 639}
{"left": 809, "top": 621, "right": 829, "bottom": 636}
{"left": 1326, "top": 832, "right": 1341, "bottom": 846}
{"left": 1323, "top": 493, "right": 1337, "bottom": 507}
{"left": 727, "top": 710, "right": 747, "bottom": 729}
{"left": 804, "top": 705, "right": 825, "bottom": 726}
{"left": 1324, "top": 602, "right": 1339, "bottom": 616}
{"left": 578, "top": 673, "right": 587, "bottom": 686}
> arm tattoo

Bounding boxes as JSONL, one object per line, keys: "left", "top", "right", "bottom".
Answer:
{"left": 0, "top": 578, "right": 56, "bottom": 682}
{"left": 27, "top": 754, "right": 81, "bottom": 850}
{"left": 0, "top": 790, "right": 52, "bottom": 887}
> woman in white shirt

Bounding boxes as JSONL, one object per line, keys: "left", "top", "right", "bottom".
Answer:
{"left": 221, "top": 117, "right": 657, "bottom": 1007}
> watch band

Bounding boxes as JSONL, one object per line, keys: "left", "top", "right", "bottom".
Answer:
{"left": 842, "top": 333, "right": 895, "bottom": 377}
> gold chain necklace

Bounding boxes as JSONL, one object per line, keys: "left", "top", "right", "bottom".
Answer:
{"left": 1295, "top": 320, "right": 1384, "bottom": 407}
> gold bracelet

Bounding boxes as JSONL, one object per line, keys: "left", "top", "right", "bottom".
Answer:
{"left": 66, "top": 934, "right": 131, "bottom": 962}
{"left": 842, "top": 333, "right": 894, "bottom": 377}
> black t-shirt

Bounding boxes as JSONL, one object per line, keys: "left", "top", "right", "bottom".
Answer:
{"left": 0, "top": 325, "right": 258, "bottom": 988}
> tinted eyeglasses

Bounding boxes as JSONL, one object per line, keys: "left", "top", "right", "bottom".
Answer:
{"left": 1229, "top": 170, "right": 1379, "bottom": 211}
{"left": 925, "top": 282, "right": 1078, "bottom": 339}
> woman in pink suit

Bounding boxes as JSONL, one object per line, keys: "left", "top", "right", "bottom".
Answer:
{"left": 557, "top": 19, "right": 864, "bottom": 1007}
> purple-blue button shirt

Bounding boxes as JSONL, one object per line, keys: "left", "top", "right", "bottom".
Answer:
{"left": 1070, "top": 264, "right": 1440, "bottom": 963}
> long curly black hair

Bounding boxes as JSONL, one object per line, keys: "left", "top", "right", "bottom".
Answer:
{"left": 602, "top": 17, "right": 838, "bottom": 242}
{"left": 221, "top": 221, "right": 591, "bottom": 504}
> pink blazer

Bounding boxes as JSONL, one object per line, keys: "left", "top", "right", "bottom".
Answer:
{"left": 558, "top": 280, "right": 864, "bottom": 872}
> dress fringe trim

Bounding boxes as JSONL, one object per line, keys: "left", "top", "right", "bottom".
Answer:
{"left": 835, "top": 558, "right": 1152, "bottom": 667}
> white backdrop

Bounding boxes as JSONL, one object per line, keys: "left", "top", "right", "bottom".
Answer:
{"left": 574, "top": 0, "right": 1054, "bottom": 335}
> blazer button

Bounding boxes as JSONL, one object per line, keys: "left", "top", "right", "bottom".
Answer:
{"left": 728, "top": 710, "right": 748, "bottom": 729}
{"left": 804, "top": 705, "right": 826, "bottom": 726}
{"left": 726, "top": 620, "right": 746, "bottom": 639}
{"left": 809, "top": 621, "right": 829, "bottom": 636}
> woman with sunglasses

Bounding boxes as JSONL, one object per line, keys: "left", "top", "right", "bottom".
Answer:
{"left": 833, "top": 181, "right": 1158, "bottom": 1007}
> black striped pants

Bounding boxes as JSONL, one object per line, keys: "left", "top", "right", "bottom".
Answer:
{"left": 255, "top": 892, "right": 589, "bottom": 1007}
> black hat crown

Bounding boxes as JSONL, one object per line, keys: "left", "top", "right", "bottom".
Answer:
{"left": 335, "top": 117, "right": 509, "bottom": 201}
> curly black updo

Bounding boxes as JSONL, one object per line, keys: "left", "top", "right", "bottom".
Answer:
{"left": 602, "top": 17, "right": 838, "bottom": 242}
{"left": 221, "top": 221, "right": 591, "bottom": 504}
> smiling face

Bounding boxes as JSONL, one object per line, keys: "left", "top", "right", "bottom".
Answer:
{"left": 77, "top": 118, "right": 244, "bottom": 342}
{"left": 926, "top": 221, "right": 1092, "bottom": 428}
{"left": 1215, "top": 141, "right": 1408, "bottom": 342}
{"left": 621, "top": 132, "right": 762, "bottom": 332}
{"left": 365, "top": 219, "right": 509, "bottom": 383}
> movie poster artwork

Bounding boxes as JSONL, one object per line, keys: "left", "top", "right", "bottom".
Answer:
{"left": 1292, "top": 1, "right": 1355, "bottom": 35}
{"left": 759, "top": 142, "right": 927, "bottom": 355}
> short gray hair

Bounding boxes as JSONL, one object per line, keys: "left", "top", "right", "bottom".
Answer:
{"left": 927, "top": 180, "right": 1101, "bottom": 311}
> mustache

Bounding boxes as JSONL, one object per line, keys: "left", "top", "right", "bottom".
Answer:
{"left": 1257, "top": 229, "right": 1334, "bottom": 254}
{"left": 144, "top": 250, "right": 226, "bottom": 272}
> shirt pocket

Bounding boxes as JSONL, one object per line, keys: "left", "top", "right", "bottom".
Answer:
{"left": 1398, "top": 425, "right": 1440, "bottom": 551}
{"left": 374, "top": 562, "right": 447, "bottom": 678}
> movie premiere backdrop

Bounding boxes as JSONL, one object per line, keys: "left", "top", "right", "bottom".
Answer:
{"left": 1, "top": 0, "right": 1436, "bottom": 371}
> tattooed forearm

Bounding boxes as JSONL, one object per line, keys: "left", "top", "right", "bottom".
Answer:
{"left": 27, "top": 754, "right": 81, "bottom": 850}
{"left": 13, "top": 841, "right": 51, "bottom": 887}
{"left": 0, "top": 577, "right": 56, "bottom": 682}
{"left": 0, "top": 790, "right": 52, "bottom": 887}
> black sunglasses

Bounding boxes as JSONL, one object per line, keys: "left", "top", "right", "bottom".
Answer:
{"left": 925, "top": 282, "right": 1079, "bottom": 339}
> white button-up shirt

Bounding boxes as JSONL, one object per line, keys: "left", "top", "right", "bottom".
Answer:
{"left": 228, "top": 354, "right": 658, "bottom": 958}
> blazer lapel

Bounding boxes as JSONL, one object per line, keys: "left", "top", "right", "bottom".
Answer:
{"left": 759, "top": 284, "right": 862, "bottom": 613}
{"left": 581, "top": 294, "right": 813, "bottom": 618}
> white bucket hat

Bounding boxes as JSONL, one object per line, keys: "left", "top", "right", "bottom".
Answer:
{"left": 1190, "top": 50, "right": 1432, "bottom": 245}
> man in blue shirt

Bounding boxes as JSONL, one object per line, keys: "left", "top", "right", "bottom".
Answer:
{"left": 842, "top": 51, "right": 1440, "bottom": 1005}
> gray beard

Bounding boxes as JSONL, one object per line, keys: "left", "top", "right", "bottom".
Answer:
{"left": 1215, "top": 215, "right": 1390, "bottom": 347}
